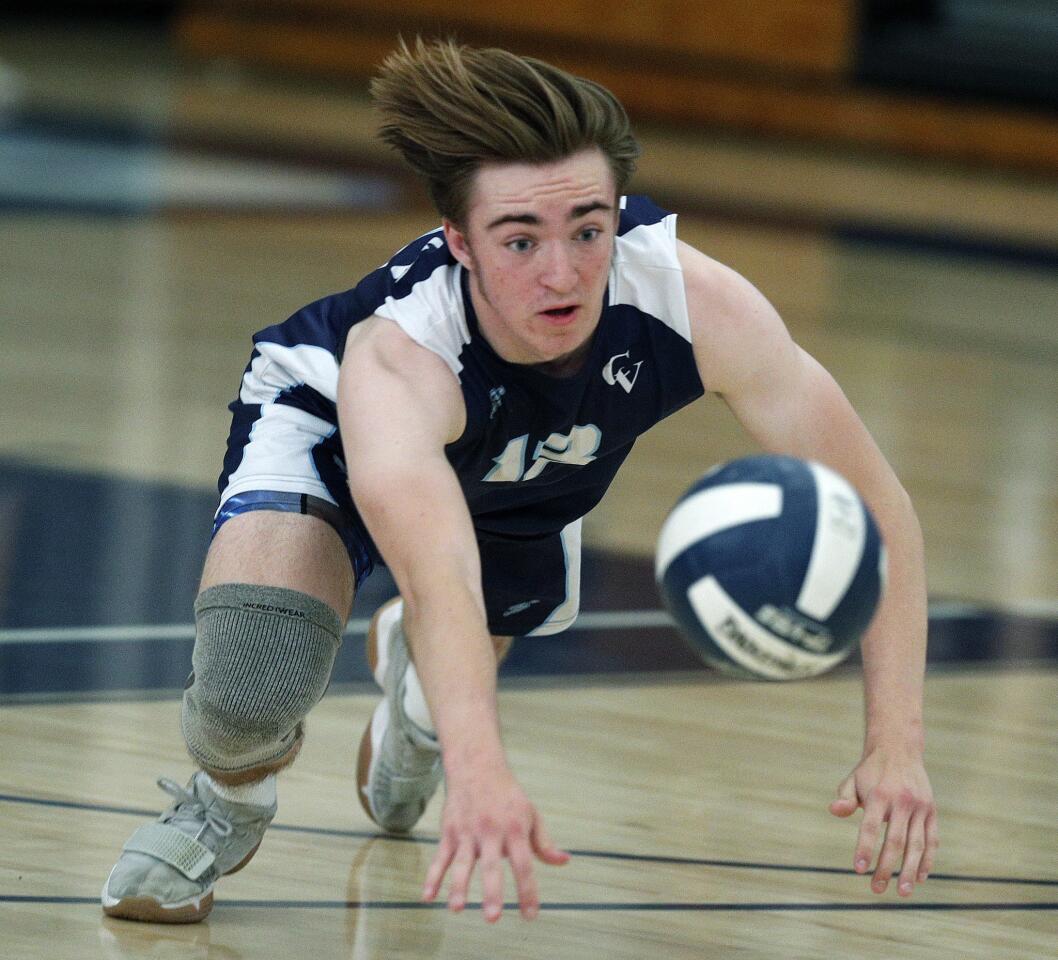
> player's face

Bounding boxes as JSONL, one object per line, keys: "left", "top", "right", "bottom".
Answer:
{"left": 444, "top": 148, "right": 619, "bottom": 374}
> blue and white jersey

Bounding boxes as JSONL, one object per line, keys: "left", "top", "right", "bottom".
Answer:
{"left": 219, "top": 195, "right": 704, "bottom": 544}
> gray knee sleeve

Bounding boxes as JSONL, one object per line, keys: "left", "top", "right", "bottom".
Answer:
{"left": 182, "top": 583, "right": 343, "bottom": 774}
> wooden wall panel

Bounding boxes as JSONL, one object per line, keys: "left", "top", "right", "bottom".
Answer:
{"left": 580, "top": 54, "right": 1058, "bottom": 174}
{"left": 175, "top": 3, "right": 1058, "bottom": 174}
{"left": 243, "top": 0, "right": 855, "bottom": 75}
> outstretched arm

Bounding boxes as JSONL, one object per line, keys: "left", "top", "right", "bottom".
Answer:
{"left": 679, "top": 241, "right": 938, "bottom": 896}
{"left": 339, "top": 317, "right": 568, "bottom": 922}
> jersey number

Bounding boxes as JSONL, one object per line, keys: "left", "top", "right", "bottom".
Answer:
{"left": 484, "top": 425, "right": 602, "bottom": 482}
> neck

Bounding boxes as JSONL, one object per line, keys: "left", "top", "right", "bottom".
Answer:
{"left": 528, "top": 340, "right": 594, "bottom": 378}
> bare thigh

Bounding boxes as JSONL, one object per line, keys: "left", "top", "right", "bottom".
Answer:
{"left": 200, "top": 511, "right": 355, "bottom": 620}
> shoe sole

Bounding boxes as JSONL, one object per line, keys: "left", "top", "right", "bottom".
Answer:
{"left": 356, "top": 701, "right": 388, "bottom": 828}
{"left": 365, "top": 596, "right": 402, "bottom": 683}
{"left": 101, "top": 841, "right": 261, "bottom": 924}
{"left": 356, "top": 598, "right": 403, "bottom": 830}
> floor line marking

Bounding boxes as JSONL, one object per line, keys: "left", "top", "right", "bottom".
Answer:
{"left": 2, "top": 895, "right": 1055, "bottom": 912}
{"left": 3, "top": 602, "right": 1057, "bottom": 645}
{"left": 1, "top": 792, "right": 1056, "bottom": 888}
{"left": 0, "top": 611, "right": 672, "bottom": 645}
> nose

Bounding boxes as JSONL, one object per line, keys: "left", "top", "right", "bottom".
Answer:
{"left": 539, "top": 242, "right": 577, "bottom": 294}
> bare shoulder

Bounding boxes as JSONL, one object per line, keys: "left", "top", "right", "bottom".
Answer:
{"left": 340, "top": 315, "right": 465, "bottom": 444}
{"left": 345, "top": 315, "right": 446, "bottom": 374}
{"left": 676, "top": 240, "right": 778, "bottom": 331}
{"left": 676, "top": 240, "right": 743, "bottom": 301}
{"left": 675, "top": 239, "right": 795, "bottom": 393}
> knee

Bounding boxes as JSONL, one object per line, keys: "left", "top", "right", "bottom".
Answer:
{"left": 181, "top": 583, "right": 344, "bottom": 774}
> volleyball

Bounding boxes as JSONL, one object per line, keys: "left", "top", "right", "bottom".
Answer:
{"left": 656, "top": 454, "right": 886, "bottom": 680}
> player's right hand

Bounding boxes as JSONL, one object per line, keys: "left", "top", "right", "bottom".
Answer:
{"left": 421, "top": 763, "right": 570, "bottom": 921}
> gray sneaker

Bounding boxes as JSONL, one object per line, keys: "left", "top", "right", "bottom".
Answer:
{"left": 101, "top": 772, "right": 276, "bottom": 923}
{"left": 357, "top": 599, "right": 443, "bottom": 833}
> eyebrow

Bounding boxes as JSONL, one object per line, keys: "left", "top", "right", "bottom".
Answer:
{"left": 485, "top": 201, "right": 613, "bottom": 231}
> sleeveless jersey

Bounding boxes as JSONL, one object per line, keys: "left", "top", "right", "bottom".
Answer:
{"left": 220, "top": 195, "right": 704, "bottom": 542}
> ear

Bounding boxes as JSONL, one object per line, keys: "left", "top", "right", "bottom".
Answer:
{"left": 443, "top": 219, "right": 474, "bottom": 270}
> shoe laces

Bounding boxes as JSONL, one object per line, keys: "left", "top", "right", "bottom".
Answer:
{"left": 157, "top": 776, "right": 233, "bottom": 843}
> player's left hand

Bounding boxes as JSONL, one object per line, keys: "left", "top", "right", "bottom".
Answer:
{"left": 829, "top": 747, "right": 938, "bottom": 897}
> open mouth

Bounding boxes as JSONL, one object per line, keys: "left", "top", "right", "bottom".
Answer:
{"left": 541, "top": 306, "right": 577, "bottom": 320}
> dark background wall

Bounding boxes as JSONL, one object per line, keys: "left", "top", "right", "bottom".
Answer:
{"left": 860, "top": 0, "right": 1058, "bottom": 110}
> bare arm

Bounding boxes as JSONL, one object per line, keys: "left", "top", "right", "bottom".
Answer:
{"left": 341, "top": 317, "right": 498, "bottom": 769}
{"left": 338, "top": 317, "right": 566, "bottom": 921}
{"left": 679, "top": 241, "right": 938, "bottom": 896}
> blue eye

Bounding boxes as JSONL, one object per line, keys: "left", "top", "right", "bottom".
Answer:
{"left": 578, "top": 228, "right": 601, "bottom": 242}
{"left": 508, "top": 238, "right": 533, "bottom": 253}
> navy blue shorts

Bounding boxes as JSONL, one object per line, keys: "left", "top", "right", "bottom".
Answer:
{"left": 215, "top": 398, "right": 582, "bottom": 637}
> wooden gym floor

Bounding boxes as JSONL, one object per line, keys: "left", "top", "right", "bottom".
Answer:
{"left": 0, "top": 21, "right": 1056, "bottom": 959}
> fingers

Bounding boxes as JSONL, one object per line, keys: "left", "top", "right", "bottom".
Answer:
{"left": 859, "top": 793, "right": 938, "bottom": 897}
{"left": 422, "top": 832, "right": 456, "bottom": 903}
{"left": 423, "top": 833, "right": 503, "bottom": 919}
{"left": 834, "top": 754, "right": 937, "bottom": 896}
{"left": 919, "top": 806, "right": 940, "bottom": 883}
{"left": 445, "top": 840, "right": 477, "bottom": 913}
{"left": 507, "top": 832, "right": 540, "bottom": 920}
{"left": 530, "top": 812, "right": 571, "bottom": 866}
{"left": 423, "top": 807, "right": 566, "bottom": 922}
{"left": 872, "top": 803, "right": 910, "bottom": 895}
{"left": 854, "top": 795, "right": 884, "bottom": 877}
{"left": 828, "top": 774, "right": 860, "bottom": 819}
{"left": 896, "top": 808, "right": 928, "bottom": 897}
{"left": 479, "top": 835, "right": 505, "bottom": 923}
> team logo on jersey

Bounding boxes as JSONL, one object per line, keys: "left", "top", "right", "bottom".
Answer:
{"left": 602, "top": 351, "right": 643, "bottom": 394}
{"left": 489, "top": 386, "right": 506, "bottom": 420}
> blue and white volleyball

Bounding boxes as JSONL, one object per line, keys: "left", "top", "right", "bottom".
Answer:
{"left": 656, "top": 455, "right": 886, "bottom": 680}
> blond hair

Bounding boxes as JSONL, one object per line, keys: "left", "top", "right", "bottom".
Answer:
{"left": 371, "top": 38, "right": 640, "bottom": 225}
